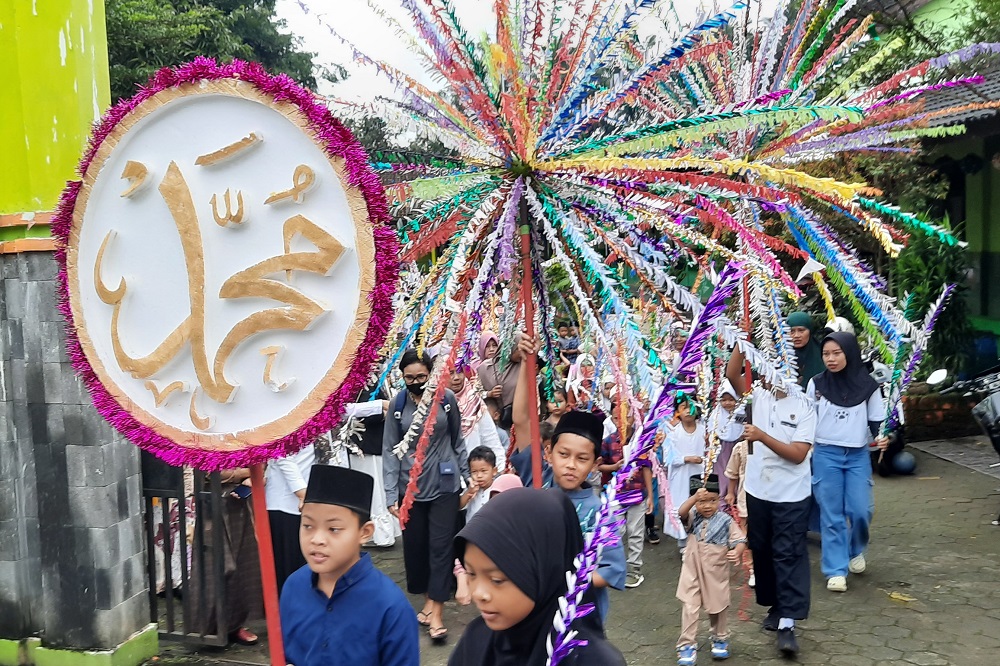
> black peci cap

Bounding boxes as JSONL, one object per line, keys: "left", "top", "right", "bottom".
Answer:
{"left": 689, "top": 473, "right": 720, "bottom": 496}
{"left": 304, "top": 465, "right": 374, "bottom": 517}
{"left": 553, "top": 409, "right": 604, "bottom": 448}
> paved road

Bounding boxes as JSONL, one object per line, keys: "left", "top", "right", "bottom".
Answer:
{"left": 155, "top": 443, "right": 1000, "bottom": 665}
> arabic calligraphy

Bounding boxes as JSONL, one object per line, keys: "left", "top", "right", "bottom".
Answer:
{"left": 96, "top": 153, "right": 345, "bottom": 430}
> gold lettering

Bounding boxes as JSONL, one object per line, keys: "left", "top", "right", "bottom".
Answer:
{"left": 189, "top": 389, "right": 212, "bottom": 431}
{"left": 120, "top": 160, "right": 148, "bottom": 198}
{"left": 95, "top": 162, "right": 345, "bottom": 410}
{"left": 144, "top": 380, "right": 186, "bottom": 407}
{"left": 264, "top": 165, "right": 316, "bottom": 205}
{"left": 195, "top": 132, "right": 262, "bottom": 167}
{"left": 210, "top": 189, "right": 246, "bottom": 227}
{"left": 261, "top": 346, "right": 291, "bottom": 392}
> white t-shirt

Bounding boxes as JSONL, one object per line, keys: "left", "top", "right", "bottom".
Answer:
{"left": 806, "top": 379, "right": 884, "bottom": 448}
{"left": 463, "top": 415, "right": 507, "bottom": 472}
{"left": 744, "top": 388, "right": 816, "bottom": 504}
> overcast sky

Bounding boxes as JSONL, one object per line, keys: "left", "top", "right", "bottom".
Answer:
{"left": 275, "top": 0, "right": 783, "bottom": 101}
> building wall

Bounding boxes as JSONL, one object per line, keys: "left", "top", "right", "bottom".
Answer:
{"left": 0, "top": 252, "right": 148, "bottom": 648}
{"left": 0, "top": 0, "right": 150, "bottom": 652}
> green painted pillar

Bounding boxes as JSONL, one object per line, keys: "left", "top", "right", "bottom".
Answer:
{"left": 0, "top": 3, "right": 157, "bottom": 665}
{"left": 0, "top": 0, "right": 110, "bottom": 247}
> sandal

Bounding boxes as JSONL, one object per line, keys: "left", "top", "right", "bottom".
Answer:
{"left": 229, "top": 627, "right": 258, "bottom": 646}
{"left": 429, "top": 626, "right": 448, "bottom": 644}
{"left": 416, "top": 611, "right": 431, "bottom": 626}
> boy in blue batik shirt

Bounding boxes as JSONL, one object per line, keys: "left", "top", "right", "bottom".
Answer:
{"left": 280, "top": 465, "right": 418, "bottom": 666}
{"left": 545, "top": 410, "right": 627, "bottom": 621}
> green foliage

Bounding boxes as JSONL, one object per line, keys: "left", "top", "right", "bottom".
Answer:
{"left": 892, "top": 217, "right": 973, "bottom": 377}
{"left": 105, "top": 0, "right": 318, "bottom": 102}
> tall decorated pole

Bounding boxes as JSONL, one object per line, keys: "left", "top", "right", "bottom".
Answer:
{"left": 519, "top": 193, "right": 544, "bottom": 488}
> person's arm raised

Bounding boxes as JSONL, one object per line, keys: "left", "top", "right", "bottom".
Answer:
{"left": 511, "top": 335, "right": 538, "bottom": 451}
{"left": 726, "top": 345, "right": 747, "bottom": 396}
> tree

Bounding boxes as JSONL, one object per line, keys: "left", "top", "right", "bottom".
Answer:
{"left": 105, "top": 0, "right": 318, "bottom": 102}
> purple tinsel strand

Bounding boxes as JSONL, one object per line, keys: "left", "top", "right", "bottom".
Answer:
{"left": 928, "top": 43, "right": 1000, "bottom": 70}
{"left": 867, "top": 76, "right": 986, "bottom": 112}
{"left": 496, "top": 177, "right": 525, "bottom": 280}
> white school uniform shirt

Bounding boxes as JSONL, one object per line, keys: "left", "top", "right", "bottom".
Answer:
{"left": 806, "top": 379, "right": 883, "bottom": 448}
{"left": 743, "top": 387, "right": 816, "bottom": 504}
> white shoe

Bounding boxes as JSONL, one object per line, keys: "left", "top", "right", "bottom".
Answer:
{"left": 748, "top": 572, "right": 756, "bottom": 589}
{"left": 849, "top": 554, "right": 866, "bottom": 574}
{"left": 827, "top": 575, "right": 848, "bottom": 592}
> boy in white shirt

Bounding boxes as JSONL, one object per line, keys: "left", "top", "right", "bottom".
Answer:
{"left": 726, "top": 347, "right": 816, "bottom": 658}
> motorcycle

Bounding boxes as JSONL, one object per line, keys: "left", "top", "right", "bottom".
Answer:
{"left": 941, "top": 366, "right": 1000, "bottom": 525}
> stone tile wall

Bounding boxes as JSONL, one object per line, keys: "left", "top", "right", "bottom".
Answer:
{"left": 0, "top": 252, "right": 147, "bottom": 648}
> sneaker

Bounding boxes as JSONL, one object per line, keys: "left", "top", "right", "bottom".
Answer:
{"left": 747, "top": 572, "right": 756, "bottom": 589}
{"left": 777, "top": 628, "right": 799, "bottom": 656}
{"left": 711, "top": 638, "right": 730, "bottom": 660}
{"left": 677, "top": 644, "right": 697, "bottom": 666}
{"left": 625, "top": 571, "right": 645, "bottom": 588}
{"left": 849, "top": 553, "right": 867, "bottom": 574}
{"left": 646, "top": 526, "right": 661, "bottom": 544}
{"left": 827, "top": 575, "right": 848, "bottom": 592}
{"left": 762, "top": 608, "right": 780, "bottom": 632}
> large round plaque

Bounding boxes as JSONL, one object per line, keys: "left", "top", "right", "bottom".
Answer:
{"left": 53, "top": 59, "right": 398, "bottom": 469}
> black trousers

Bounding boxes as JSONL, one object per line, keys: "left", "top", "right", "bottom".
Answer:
{"left": 746, "top": 493, "right": 811, "bottom": 620}
{"left": 268, "top": 510, "right": 306, "bottom": 597}
{"left": 402, "top": 492, "right": 460, "bottom": 602}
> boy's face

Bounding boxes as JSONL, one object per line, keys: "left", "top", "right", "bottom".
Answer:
{"left": 720, "top": 394, "right": 736, "bottom": 411}
{"left": 464, "top": 543, "right": 534, "bottom": 631}
{"left": 470, "top": 459, "right": 497, "bottom": 489}
{"left": 569, "top": 325, "right": 578, "bottom": 336}
{"left": 300, "top": 503, "right": 373, "bottom": 579}
{"left": 488, "top": 405, "right": 501, "bottom": 424}
{"left": 695, "top": 491, "right": 720, "bottom": 519}
{"left": 545, "top": 433, "right": 599, "bottom": 491}
{"left": 558, "top": 325, "right": 568, "bottom": 337}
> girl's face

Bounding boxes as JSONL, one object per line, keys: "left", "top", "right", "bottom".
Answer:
{"left": 485, "top": 339, "right": 500, "bottom": 359}
{"left": 720, "top": 394, "right": 736, "bottom": 412}
{"left": 822, "top": 341, "right": 847, "bottom": 372}
{"left": 547, "top": 392, "right": 567, "bottom": 417}
{"left": 463, "top": 543, "right": 535, "bottom": 631}
{"left": 677, "top": 401, "right": 696, "bottom": 423}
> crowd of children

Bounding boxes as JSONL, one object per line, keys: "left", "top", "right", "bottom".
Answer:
{"left": 266, "top": 312, "right": 892, "bottom": 665}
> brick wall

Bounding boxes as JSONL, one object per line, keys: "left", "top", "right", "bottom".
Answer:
{"left": 0, "top": 252, "right": 147, "bottom": 648}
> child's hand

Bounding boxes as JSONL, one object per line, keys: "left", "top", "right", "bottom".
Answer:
{"left": 874, "top": 436, "right": 890, "bottom": 451}
{"left": 726, "top": 548, "right": 741, "bottom": 563}
{"left": 645, "top": 495, "right": 655, "bottom": 515}
{"left": 693, "top": 487, "right": 709, "bottom": 501}
{"left": 684, "top": 455, "right": 703, "bottom": 464}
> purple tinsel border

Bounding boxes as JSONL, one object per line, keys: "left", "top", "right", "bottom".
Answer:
{"left": 51, "top": 57, "right": 399, "bottom": 470}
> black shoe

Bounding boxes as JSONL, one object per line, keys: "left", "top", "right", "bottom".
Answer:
{"left": 777, "top": 628, "right": 799, "bottom": 656}
{"left": 645, "top": 526, "right": 661, "bottom": 544}
{"left": 762, "top": 608, "right": 779, "bottom": 632}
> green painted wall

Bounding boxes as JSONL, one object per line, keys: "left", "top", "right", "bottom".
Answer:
{"left": 915, "top": 0, "right": 975, "bottom": 30}
{"left": 0, "top": 0, "right": 110, "bottom": 215}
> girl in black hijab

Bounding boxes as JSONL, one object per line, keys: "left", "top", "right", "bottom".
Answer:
{"left": 807, "top": 331, "right": 888, "bottom": 593}
{"left": 449, "top": 488, "right": 626, "bottom": 666}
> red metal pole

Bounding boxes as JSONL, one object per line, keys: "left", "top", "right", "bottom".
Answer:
{"left": 249, "top": 463, "right": 286, "bottom": 665}
{"left": 519, "top": 221, "right": 544, "bottom": 489}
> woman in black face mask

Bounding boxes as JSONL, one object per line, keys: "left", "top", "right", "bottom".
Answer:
{"left": 383, "top": 348, "right": 470, "bottom": 644}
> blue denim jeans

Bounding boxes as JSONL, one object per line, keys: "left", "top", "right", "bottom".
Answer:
{"left": 811, "top": 444, "right": 874, "bottom": 578}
